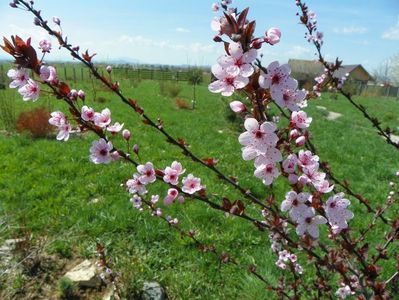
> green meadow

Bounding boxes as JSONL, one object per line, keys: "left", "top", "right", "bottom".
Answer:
{"left": 0, "top": 64, "right": 398, "bottom": 299}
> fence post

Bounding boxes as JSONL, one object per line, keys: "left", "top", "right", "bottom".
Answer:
{"left": 73, "top": 67, "right": 76, "bottom": 82}
{"left": 63, "top": 66, "right": 67, "bottom": 80}
{"left": 81, "top": 68, "right": 84, "bottom": 81}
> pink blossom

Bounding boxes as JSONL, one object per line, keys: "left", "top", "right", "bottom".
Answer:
{"left": 137, "top": 162, "right": 156, "bottom": 184}
{"left": 239, "top": 118, "right": 279, "bottom": 160}
{"left": 324, "top": 193, "right": 354, "bottom": 233}
{"left": 182, "top": 174, "right": 203, "bottom": 194}
{"left": 298, "top": 164, "right": 325, "bottom": 187}
{"left": 49, "top": 111, "right": 66, "bottom": 127}
{"left": 150, "top": 195, "right": 159, "bottom": 204}
{"left": 130, "top": 194, "right": 142, "bottom": 210}
{"left": 122, "top": 129, "right": 131, "bottom": 141}
{"left": 294, "top": 264, "right": 303, "bottom": 274}
{"left": 271, "top": 78, "right": 306, "bottom": 111}
{"left": 291, "top": 111, "right": 312, "bottom": 129}
{"left": 258, "top": 61, "right": 291, "bottom": 93}
{"left": 106, "top": 65, "right": 112, "bottom": 73}
{"left": 217, "top": 42, "right": 257, "bottom": 77}
{"left": 81, "top": 106, "right": 95, "bottom": 122}
{"left": 336, "top": 285, "right": 354, "bottom": 299}
{"left": 265, "top": 27, "right": 281, "bottom": 45}
{"left": 78, "top": 90, "right": 85, "bottom": 100}
{"left": 126, "top": 174, "right": 147, "bottom": 195}
{"left": 298, "top": 150, "right": 319, "bottom": 168}
{"left": 40, "top": 65, "right": 57, "bottom": 84}
{"left": 56, "top": 123, "right": 72, "bottom": 141}
{"left": 275, "top": 259, "right": 286, "bottom": 270}
{"left": 282, "top": 154, "right": 298, "bottom": 174}
{"left": 164, "top": 188, "right": 179, "bottom": 205}
{"left": 253, "top": 148, "right": 283, "bottom": 166}
{"left": 229, "top": 100, "right": 246, "bottom": 113}
{"left": 296, "top": 208, "right": 327, "bottom": 239}
{"left": 208, "top": 63, "right": 249, "bottom": 96}
{"left": 314, "top": 180, "right": 334, "bottom": 194}
{"left": 89, "top": 138, "right": 113, "bottom": 164}
{"left": 211, "top": 3, "right": 219, "bottom": 12}
{"left": 171, "top": 161, "right": 185, "bottom": 175}
{"left": 278, "top": 250, "right": 290, "bottom": 262}
{"left": 281, "top": 191, "right": 311, "bottom": 221}
{"left": 39, "top": 39, "right": 52, "bottom": 53}
{"left": 7, "top": 68, "right": 29, "bottom": 88}
{"left": 163, "top": 168, "right": 179, "bottom": 185}
{"left": 18, "top": 79, "right": 40, "bottom": 101}
{"left": 106, "top": 122, "right": 124, "bottom": 134}
{"left": 94, "top": 108, "right": 111, "bottom": 127}
{"left": 254, "top": 162, "right": 280, "bottom": 185}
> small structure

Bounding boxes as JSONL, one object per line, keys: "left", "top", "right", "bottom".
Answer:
{"left": 288, "top": 59, "right": 373, "bottom": 94}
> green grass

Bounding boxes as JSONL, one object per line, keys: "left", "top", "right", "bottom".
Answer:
{"left": 1, "top": 66, "right": 399, "bottom": 299}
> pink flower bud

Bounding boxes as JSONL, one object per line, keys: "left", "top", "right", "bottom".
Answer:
{"left": 250, "top": 38, "right": 263, "bottom": 49}
{"left": 111, "top": 151, "right": 120, "bottom": 161}
{"left": 229, "top": 101, "right": 246, "bottom": 113}
{"left": 106, "top": 66, "right": 112, "bottom": 73}
{"left": 133, "top": 144, "right": 139, "bottom": 155}
{"left": 213, "top": 35, "right": 223, "bottom": 42}
{"left": 164, "top": 188, "right": 178, "bottom": 205}
{"left": 69, "top": 89, "right": 78, "bottom": 100}
{"left": 34, "top": 17, "right": 40, "bottom": 26}
{"left": 295, "top": 136, "right": 306, "bottom": 147}
{"left": 9, "top": 2, "right": 17, "bottom": 8}
{"left": 53, "top": 16, "right": 61, "bottom": 25}
{"left": 288, "top": 174, "right": 298, "bottom": 184}
{"left": 265, "top": 27, "right": 281, "bottom": 45}
{"left": 78, "top": 90, "right": 85, "bottom": 100}
{"left": 289, "top": 129, "right": 300, "bottom": 140}
{"left": 122, "top": 129, "right": 131, "bottom": 141}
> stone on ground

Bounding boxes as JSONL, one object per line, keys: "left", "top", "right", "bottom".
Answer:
{"left": 326, "top": 111, "right": 342, "bottom": 121}
{"left": 64, "top": 259, "right": 100, "bottom": 288}
{"left": 142, "top": 281, "right": 165, "bottom": 300}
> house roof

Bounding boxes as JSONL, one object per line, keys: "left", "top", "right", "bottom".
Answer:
{"left": 288, "top": 59, "right": 373, "bottom": 81}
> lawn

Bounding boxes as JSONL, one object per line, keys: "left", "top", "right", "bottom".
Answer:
{"left": 0, "top": 66, "right": 398, "bottom": 299}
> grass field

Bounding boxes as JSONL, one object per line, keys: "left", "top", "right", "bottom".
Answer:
{"left": 0, "top": 64, "right": 399, "bottom": 299}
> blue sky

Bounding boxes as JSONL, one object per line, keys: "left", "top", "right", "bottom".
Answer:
{"left": 0, "top": 0, "right": 398, "bottom": 73}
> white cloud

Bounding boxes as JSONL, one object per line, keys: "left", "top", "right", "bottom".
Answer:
{"left": 175, "top": 27, "right": 190, "bottom": 33}
{"left": 286, "top": 45, "right": 312, "bottom": 59}
{"left": 118, "top": 35, "right": 215, "bottom": 53}
{"left": 382, "top": 16, "right": 399, "bottom": 40}
{"left": 333, "top": 26, "right": 367, "bottom": 34}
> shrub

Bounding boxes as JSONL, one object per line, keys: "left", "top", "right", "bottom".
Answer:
{"left": 159, "top": 81, "right": 181, "bottom": 98}
{"left": 16, "top": 107, "right": 53, "bottom": 138}
{"left": 175, "top": 98, "right": 191, "bottom": 109}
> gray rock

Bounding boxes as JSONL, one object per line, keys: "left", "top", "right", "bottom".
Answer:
{"left": 316, "top": 105, "right": 327, "bottom": 110}
{"left": 142, "top": 281, "right": 165, "bottom": 300}
{"left": 64, "top": 259, "right": 100, "bottom": 288}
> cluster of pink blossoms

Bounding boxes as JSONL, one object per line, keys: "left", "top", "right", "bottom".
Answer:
{"left": 7, "top": 67, "right": 40, "bottom": 101}
{"left": 208, "top": 42, "right": 256, "bottom": 96}
{"left": 126, "top": 161, "right": 203, "bottom": 212}
{"left": 239, "top": 118, "right": 281, "bottom": 185}
{"left": 275, "top": 250, "right": 303, "bottom": 274}
{"left": 259, "top": 61, "right": 307, "bottom": 112}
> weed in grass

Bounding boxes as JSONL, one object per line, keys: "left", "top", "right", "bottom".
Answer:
{"left": 48, "top": 240, "right": 73, "bottom": 259}
{"left": 159, "top": 81, "right": 182, "bottom": 98}
{"left": 58, "top": 277, "right": 77, "bottom": 299}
